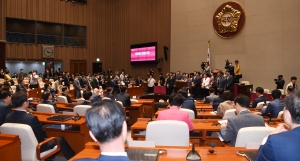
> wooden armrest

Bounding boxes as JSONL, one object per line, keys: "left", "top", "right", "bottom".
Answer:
{"left": 36, "top": 137, "right": 61, "bottom": 160}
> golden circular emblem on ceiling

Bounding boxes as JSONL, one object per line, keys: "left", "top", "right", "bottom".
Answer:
{"left": 213, "top": 1, "right": 245, "bottom": 39}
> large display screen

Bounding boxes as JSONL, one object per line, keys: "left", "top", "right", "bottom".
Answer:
{"left": 130, "top": 42, "right": 157, "bottom": 64}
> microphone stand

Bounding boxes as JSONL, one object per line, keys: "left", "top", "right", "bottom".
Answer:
{"left": 186, "top": 143, "right": 201, "bottom": 161}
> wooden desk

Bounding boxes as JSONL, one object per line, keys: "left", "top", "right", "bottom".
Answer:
{"left": 127, "top": 99, "right": 155, "bottom": 125}
{"left": 30, "top": 101, "right": 75, "bottom": 111}
{"left": 196, "top": 104, "right": 213, "bottom": 110}
{"left": 33, "top": 113, "right": 93, "bottom": 154}
{"left": 0, "top": 134, "right": 21, "bottom": 161}
{"left": 69, "top": 142, "right": 253, "bottom": 161}
{"left": 127, "top": 86, "right": 144, "bottom": 97}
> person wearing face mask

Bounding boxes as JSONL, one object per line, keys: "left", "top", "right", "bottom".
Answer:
{"left": 29, "top": 70, "right": 39, "bottom": 89}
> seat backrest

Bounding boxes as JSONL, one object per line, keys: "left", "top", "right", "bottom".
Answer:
{"left": 116, "top": 101, "right": 123, "bottom": 107}
{"left": 277, "top": 111, "right": 284, "bottom": 118}
{"left": 0, "top": 123, "right": 38, "bottom": 161}
{"left": 278, "top": 89, "right": 285, "bottom": 95}
{"left": 37, "top": 104, "right": 55, "bottom": 113}
{"left": 235, "top": 126, "right": 275, "bottom": 147}
{"left": 263, "top": 89, "right": 270, "bottom": 94}
{"left": 102, "top": 97, "right": 111, "bottom": 100}
{"left": 146, "top": 120, "right": 189, "bottom": 146}
{"left": 240, "top": 81, "right": 250, "bottom": 85}
{"left": 256, "top": 102, "right": 265, "bottom": 108}
{"left": 180, "top": 108, "right": 195, "bottom": 119}
{"left": 74, "top": 105, "right": 92, "bottom": 115}
{"left": 222, "top": 109, "right": 236, "bottom": 120}
{"left": 57, "top": 96, "right": 68, "bottom": 103}
{"left": 77, "top": 98, "right": 85, "bottom": 104}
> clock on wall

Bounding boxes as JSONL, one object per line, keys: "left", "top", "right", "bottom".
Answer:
{"left": 42, "top": 46, "right": 54, "bottom": 58}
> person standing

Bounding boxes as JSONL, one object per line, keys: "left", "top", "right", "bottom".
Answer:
{"left": 17, "top": 69, "right": 25, "bottom": 82}
{"left": 217, "top": 72, "right": 226, "bottom": 90}
{"left": 234, "top": 60, "right": 241, "bottom": 83}
{"left": 74, "top": 74, "right": 83, "bottom": 99}
{"left": 63, "top": 72, "right": 70, "bottom": 89}
{"left": 274, "top": 75, "right": 285, "bottom": 89}
{"left": 201, "top": 74, "right": 210, "bottom": 98}
{"left": 147, "top": 75, "right": 155, "bottom": 93}
{"left": 285, "top": 76, "right": 298, "bottom": 94}
{"left": 29, "top": 70, "right": 39, "bottom": 89}
{"left": 225, "top": 71, "right": 234, "bottom": 92}
{"left": 159, "top": 73, "right": 165, "bottom": 86}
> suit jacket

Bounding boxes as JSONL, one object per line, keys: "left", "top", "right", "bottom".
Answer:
{"left": 43, "top": 72, "right": 51, "bottom": 79}
{"left": 78, "top": 77, "right": 84, "bottom": 88}
{"left": 169, "top": 76, "right": 176, "bottom": 87}
{"left": 251, "top": 96, "right": 270, "bottom": 108}
{"left": 275, "top": 79, "right": 285, "bottom": 89}
{"left": 255, "top": 127, "right": 300, "bottom": 161}
{"left": 74, "top": 78, "right": 82, "bottom": 90}
{"left": 63, "top": 76, "right": 70, "bottom": 88}
{"left": 62, "top": 93, "right": 72, "bottom": 103}
{"left": 194, "top": 76, "right": 201, "bottom": 88}
{"left": 261, "top": 99, "right": 285, "bottom": 118}
{"left": 220, "top": 110, "right": 265, "bottom": 146}
{"left": 217, "top": 77, "right": 226, "bottom": 89}
{"left": 5, "top": 110, "right": 47, "bottom": 143}
{"left": 212, "top": 97, "right": 224, "bottom": 111}
{"left": 217, "top": 101, "right": 235, "bottom": 117}
{"left": 181, "top": 99, "right": 197, "bottom": 118}
{"left": 0, "top": 100, "right": 12, "bottom": 126}
{"left": 92, "top": 78, "right": 99, "bottom": 89}
{"left": 104, "top": 93, "right": 115, "bottom": 100}
{"left": 113, "top": 79, "right": 120, "bottom": 94}
{"left": 42, "top": 100, "right": 59, "bottom": 113}
{"left": 157, "top": 106, "right": 194, "bottom": 131}
{"left": 18, "top": 72, "right": 25, "bottom": 81}
{"left": 75, "top": 155, "right": 131, "bottom": 161}
{"left": 116, "top": 93, "right": 131, "bottom": 108}
{"left": 204, "top": 94, "right": 219, "bottom": 103}
{"left": 16, "top": 84, "right": 27, "bottom": 92}
{"left": 81, "top": 101, "right": 91, "bottom": 105}
{"left": 135, "top": 78, "right": 143, "bottom": 86}
{"left": 225, "top": 75, "right": 234, "bottom": 90}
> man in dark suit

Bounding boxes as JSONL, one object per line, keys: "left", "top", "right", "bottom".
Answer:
{"left": 255, "top": 92, "right": 300, "bottom": 161}
{"left": 0, "top": 90, "right": 12, "bottom": 126}
{"left": 135, "top": 75, "right": 143, "bottom": 86}
{"left": 113, "top": 76, "right": 120, "bottom": 95}
{"left": 5, "top": 92, "right": 75, "bottom": 160}
{"left": 75, "top": 100, "right": 131, "bottom": 161}
{"left": 92, "top": 74, "right": 100, "bottom": 89}
{"left": 177, "top": 88, "right": 197, "bottom": 118}
{"left": 81, "top": 90, "right": 92, "bottom": 105}
{"left": 74, "top": 74, "right": 83, "bottom": 99}
{"left": 61, "top": 87, "right": 72, "bottom": 103}
{"left": 16, "top": 80, "right": 27, "bottom": 92}
{"left": 193, "top": 72, "right": 201, "bottom": 98}
{"left": 217, "top": 72, "right": 226, "bottom": 90}
{"left": 261, "top": 90, "right": 284, "bottom": 118}
{"left": 220, "top": 94, "right": 265, "bottom": 146}
{"left": 104, "top": 87, "right": 115, "bottom": 100}
{"left": 63, "top": 72, "right": 70, "bottom": 89}
{"left": 17, "top": 69, "right": 25, "bottom": 82}
{"left": 43, "top": 83, "right": 56, "bottom": 99}
{"left": 225, "top": 71, "right": 234, "bottom": 92}
{"left": 251, "top": 87, "right": 270, "bottom": 108}
{"left": 41, "top": 91, "right": 59, "bottom": 113}
{"left": 43, "top": 69, "right": 51, "bottom": 80}
{"left": 204, "top": 88, "right": 218, "bottom": 104}
{"left": 107, "top": 67, "right": 113, "bottom": 77}
{"left": 274, "top": 75, "right": 285, "bottom": 89}
{"left": 212, "top": 89, "right": 224, "bottom": 111}
{"left": 168, "top": 72, "right": 176, "bottom": 95}
{"left": 116, "top": 86, "right": 131, "bottom": 108}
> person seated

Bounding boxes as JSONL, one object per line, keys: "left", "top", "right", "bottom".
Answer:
{"left": 116, "top": 86, "right": 131, "bottom": 108}
{"left": 204, "top": 88, "right": 218, "bottom": 104}
{"left": 81, "top": 90, "right": 92, "bottom": 105}
{"left": 61, "top": 87, "right": 72, "bottom": 103}
{"left": 43, "top": 83, "right": 56, "bottom": 99}
{"left": 41, "top": 91, "right": 59, "bottom": 113}
{"left": 103, "top": 87, "right": 115, "bottom": 100}
{"left": 0, "top": 90, "right": 12, "bottom": 126}
{"left": 255, "top": 92, "right": 300, "bottom": 161}
{"left": 220, "top": 94, "right": 265, "bottom": 146}
{"left": 5, "top": 92, "right": 75, "bottom": 160}
{"left": 212, "top": 88, "right": 224, "bottom": 111}
{"left": 251, "top": 87, "right": 270, "bottom": 108}
{"left": 217, "top": 90, "right": 235, "bottom": 117}
{"left": 157, "top": 93, "right": 194, "bottom": 131}
{"left": 91, "top": 88, "right": 102, "bottom": 104}
{"left": 76, "top": 100, "right": 131, "bottom": 161}
{"left": 16, "top": 80, "right": 27, "bottom": 92}
{"left": 177, "top": 88, "right": 197, "bottom": 118}
{"left": 286, "top": 86, "right": 294, "bottom": 96}
{"left": 261, "top": 89, "right": 284, "bottom": 118}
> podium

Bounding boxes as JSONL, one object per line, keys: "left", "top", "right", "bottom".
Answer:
{"left": 233, "top": 84, "right": 253, "bottom": 99}
{"left": 174, "top": 81, "right": 189, "bottom": 92}
{"left": 154, "top": 86, "right": 166, "bottom": 94}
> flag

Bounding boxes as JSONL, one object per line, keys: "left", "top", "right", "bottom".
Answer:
{"left": 207, "top": 41, "right": 210, "bottom": 66}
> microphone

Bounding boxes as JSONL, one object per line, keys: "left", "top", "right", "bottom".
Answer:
{"left": 208, "top": 142, "right": 216, "bottom": 154}
{"left": 268, "top": 116, "right": 276, "bottom": 125}
{"left": 200, "top": 108, "right": 205, "bottom": 114}
{"left": 186, "top": 143, "right": 201, "bottom": 161}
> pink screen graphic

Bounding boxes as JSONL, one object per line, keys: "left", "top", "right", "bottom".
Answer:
{"left": 131, "top": 46, "right": 156, "bottom": 62}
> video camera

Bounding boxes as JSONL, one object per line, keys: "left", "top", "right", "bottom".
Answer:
{"left": 201, "top": 62, "right": 206, "bottom": 70}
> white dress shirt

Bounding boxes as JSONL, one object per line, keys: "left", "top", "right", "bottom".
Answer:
{"left": 202, "top": 77, "right": 210, "bottom": 89}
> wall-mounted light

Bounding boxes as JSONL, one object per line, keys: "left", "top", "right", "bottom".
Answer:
{"left": 42, "top": 62, "right": 45, "bottom": 65}
{"left": 96, "top": 58, "right": 100, "bottom": 62}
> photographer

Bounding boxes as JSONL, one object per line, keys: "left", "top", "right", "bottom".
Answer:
{"left": 225, "top": 60, "right": 234, "bottom": 76}
{"left": 274, "top": 75, "right": 285, "bottom": 89}
{"left": 202, "top": 62, "right": 211, "bottom": 75}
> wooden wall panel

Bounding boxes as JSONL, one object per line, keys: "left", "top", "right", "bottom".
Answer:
{"left": 0, "top": 0, "right": 171, "bottom": 80}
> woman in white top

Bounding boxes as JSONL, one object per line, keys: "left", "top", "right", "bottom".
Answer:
{"left": 201, "top": 74, "right": 211, "bottom": 98}
{"left": 147, "top": 75, "right": 156, "bottom": 93}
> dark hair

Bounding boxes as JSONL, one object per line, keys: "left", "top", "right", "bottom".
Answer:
{"left": 42, "top": 92, "right": 51, "bottom": 100}
{"left": 209, "top": 88, "right": 215, "bottom": 93}
{"left": 222, "top": 90, "right": 232, "bottom": 101}
{"left": 83, "top": 90, "right": 92, "bottom": 100}
{"left": 120, "top": 86, "right": 127, "bottom": 93}
{"left": 0, "top": 90, "right": 11, "bottom": 99}
{"left": 234, "top": 94, "right": 250, "bottom": 108}
{"left": 86, "top": 100, "right": 125, "bottom": 143}
{"left": 217, "top": 88, "right": 224, "bottom": 96}
{"left": 44, "top": 83, "right": 49, "bottom": 89}
{"left": 177, "top": 89, "right": 188, "bottom": 98}
{"left": 106, "top": 87, "right": 112, "bottom": 93}
{"left": 278, "top": 75, "right": 283, "bottom": 78}
{"left": 220, "top": 72, "right": 224, "bottom": 75}
{"left": 255, "top": 87, "right": 264, "bottom": 94}
{"left": 284, "top": 91, "right": 300, "bottom": 124}
{"left": 235, "top": 60, "right": 239, "bottom": 63}
{"left": 169, "top": 93, "right": 184, "bottom": 106}
{"left": 11, "top": 92, "right": 28, "bottom": 108}
{"left": 271, "top": 89, "right": 281, "bottom": 99}
{"left": 291, "top": 76, "right": 297, "bottom": 81}
{"left": 287, "top": 86, "right": 294, "bottom": 92}
{"left": 62, "top": 87, "right": 67, "bottom": 92}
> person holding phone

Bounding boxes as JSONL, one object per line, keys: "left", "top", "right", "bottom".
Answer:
{"left": 274, "top": 75, "right": 285, "bottom": 89}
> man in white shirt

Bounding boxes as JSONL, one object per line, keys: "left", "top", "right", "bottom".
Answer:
{"left": 285, "top": 76, "right": 298, "bottom": 94}
{"left": 147, "top": 75, "right": 156, "bottom": 93}
{"left": 201, "top": 74, "right": 210, "bottom": 98}
{"left": 29, "top": 70, "right": 39, "bottom": 89}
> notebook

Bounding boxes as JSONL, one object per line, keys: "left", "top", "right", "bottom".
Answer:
{"left": 244, "top": 152, "right": 258, "bottom": 161}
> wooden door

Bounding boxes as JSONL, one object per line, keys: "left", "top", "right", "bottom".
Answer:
{"left": 45, "top": 62, "right": 54, "bottom": 72}
{"left": 70, "top": 61, "right": 86, "bottom": 74}
{"left": 0, "top": 41, "right": 6, "bottom": 70}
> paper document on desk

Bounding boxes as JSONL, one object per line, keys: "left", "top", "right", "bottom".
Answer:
{"left": 210, "top": 111, "right": 217, "bottom": 115}
{"left": 218, "top": 120, "right": 228, "bottom": 124}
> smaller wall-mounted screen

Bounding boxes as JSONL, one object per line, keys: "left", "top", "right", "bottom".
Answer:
{"left": 130, "top": 42, "right": 157, "bottom": 64}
